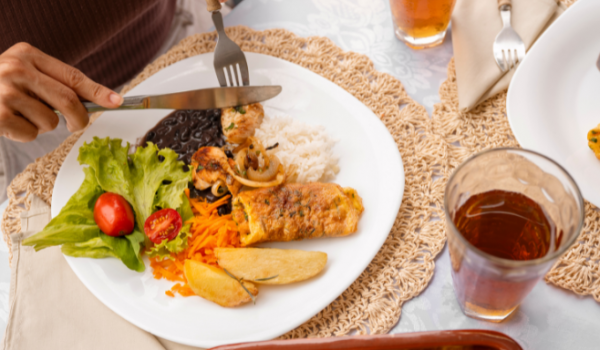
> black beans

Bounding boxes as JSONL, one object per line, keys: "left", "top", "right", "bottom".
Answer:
{"left": 139, "top": 109, "right": 224, "bottom": 164}
{"left": 180, "top": 128, "right": 191, "bottom": 142}
{"left": 186, "top": 183, "right": 232, "bottom": 215}
{"left": 163, "top": 118, "right": 178, "bottom": 127}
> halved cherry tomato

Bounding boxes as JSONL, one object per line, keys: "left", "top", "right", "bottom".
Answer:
{"left": 93, "top": 193, "right": 135, "bottom": 237}
{"left": 144, "top": 208, "right": 182, "bottom": 244}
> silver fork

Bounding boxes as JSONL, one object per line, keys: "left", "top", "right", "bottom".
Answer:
{"left": 207, "top": 0, "right": 249, "bottom": 87}
{"left": 492, "top": 0, "right": 526, "bottom": 72}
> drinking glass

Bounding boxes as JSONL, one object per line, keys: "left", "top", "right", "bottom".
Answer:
{"left": 444, "top": 148, "right": 584, "bottom": 322}
{"left": 389, "top": 0, "right": 457, "bottom": 49}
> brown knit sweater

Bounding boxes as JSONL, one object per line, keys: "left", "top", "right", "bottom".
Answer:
{"left": 0, "top": 0, "right": 177, "bottom": 89}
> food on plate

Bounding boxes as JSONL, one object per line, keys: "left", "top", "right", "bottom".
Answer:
{"left": 144, "top": 208, "right": 183, "bottom": 244}
{"left": 93, "top": 192, "right": 135, "bottom": 237}
{"left": 215, "top": 248, "right": 327, "bottom": 284}
{"left": 140, "top": 109, "right": 225, "bottom": 164}
{"left": 150, "top": 195, "right": 241, "bottom": 298}
{"left": 232, "top": 183, "right": 364, "bottom": 246}
{"left": 24, "top": 104, "right": 363, "bottom": 306}
{"left": 255, "top": 115, "right": 339, "bottom": 183}
{"left": 22, "top": 137, "right": 193, "bottom": 272}
{"left": 191, "top": 142, "right": 286, "bottom": 199}
{"left": 221, "top": 103, "right": 264, "bottom": 144}
{"left": 184, "top": 260, "right": 258, "bottom": 307}
{"left": 588, "top": 124, "right": 600, "bottom": 159}
{"left": 230, "top": 137, "right": 285, "bottom": 186}
{"left": 191, "top": 146, "right": 242, "bottom": 197}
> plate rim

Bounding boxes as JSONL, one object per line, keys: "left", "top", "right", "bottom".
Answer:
{"left": 52, "top": 52, "right": 405, "bottom": 347}
{"left": 507, "top": 0, "right": 596, "bottom": 203}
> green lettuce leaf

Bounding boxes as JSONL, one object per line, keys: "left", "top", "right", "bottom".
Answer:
{"left": 177, "top": 193, "right": 194, "bottom": 223}
{"left": 145, "top": 225, "right": 190, "bottom": 260}
{"left": 61, "top": 231, "right": 146, "bottom": 272}
{"left": 99, "top": 230, "right": 146, "bottom": 272}
{"left": 78, "top": 137, "right": 191, "bottom": 233}
{"left": 23, "top": 137, "right": 192, "bottom": 272}
{"left": 61, "top": 237, "right": 115, "bottom": 259}
{"left": 22, "top": 167, "right": 103, "bottom": 250}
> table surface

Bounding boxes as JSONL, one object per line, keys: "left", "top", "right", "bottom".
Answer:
{"left": 1, "top": 1, "right": 599, "bottom": 349}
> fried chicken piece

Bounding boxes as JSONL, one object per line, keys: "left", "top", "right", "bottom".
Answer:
{"left": 221, "top": 103, "right": 264, "bottom": 144}
{"left": 191, "top": 147, "right": 242, "bottom": 196}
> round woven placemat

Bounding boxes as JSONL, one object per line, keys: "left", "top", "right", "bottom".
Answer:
{"left": 1, "top": 27, "right": 450, "bottom": 337}
{"left": 434, "top": 0, "right": 600, "bottom": 302}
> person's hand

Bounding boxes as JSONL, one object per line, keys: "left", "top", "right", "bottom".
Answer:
{"left": 0, "top": 42, "right": 123, "bottom": 142}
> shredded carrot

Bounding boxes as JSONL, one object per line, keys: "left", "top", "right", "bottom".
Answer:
{"left": 149, "top": 194, "right": 241, "bottom": 297}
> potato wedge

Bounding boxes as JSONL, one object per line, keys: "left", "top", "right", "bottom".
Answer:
{"left": 184, "top": 260, "right": 258, "bottom": 307}
{"left": 215, "top": 248, "right": 327, "bottom": 285}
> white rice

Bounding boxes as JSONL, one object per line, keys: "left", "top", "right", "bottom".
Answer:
{"left": 255, "top": 115, "right": 339, "bottom": 183}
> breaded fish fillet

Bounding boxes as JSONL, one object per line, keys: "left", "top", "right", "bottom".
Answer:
{"left": 232, "top": 183, "right": 363, "bottom": 246}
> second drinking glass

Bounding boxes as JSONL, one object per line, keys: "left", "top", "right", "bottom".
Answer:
{"left": 444, "top": 148, "right": 584, "bottom": 322}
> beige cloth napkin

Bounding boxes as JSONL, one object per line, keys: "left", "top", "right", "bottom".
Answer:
{"left": 452, "top": 0, "right": 565, "bottom": 111}
{"left": 2, "top": 195, "right": 203, "bottom": 350}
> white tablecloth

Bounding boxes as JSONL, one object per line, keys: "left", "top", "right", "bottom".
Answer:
{"left": 1, "top": 1, "right": 599, "bottom": 349}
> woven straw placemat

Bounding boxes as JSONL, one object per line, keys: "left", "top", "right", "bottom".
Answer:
{"left": 434, "top": 0, "right": 600, "bottom": 302}
{"left": 1, "top": 27, "right": 450, "bottom": 337}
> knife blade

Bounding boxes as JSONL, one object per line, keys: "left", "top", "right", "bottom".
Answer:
{"left": 54, "top": 85, "right": 282, "bottom": 114}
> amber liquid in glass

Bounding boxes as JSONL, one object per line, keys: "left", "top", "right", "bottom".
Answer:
{"left": 390, "top": 0, "right": 455, "bottom": 39}
{"left": 452, "top": 190, "right": 557, "bottom": 318}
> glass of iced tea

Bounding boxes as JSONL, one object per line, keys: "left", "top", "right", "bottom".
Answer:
{"left": 445, "top": 148, "right": 584, "bottom": 322}
{"left": 389, "top": 0, "right": 457, "bottom": 49}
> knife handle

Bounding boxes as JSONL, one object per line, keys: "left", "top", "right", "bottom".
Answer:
{"left": 498, "top": 0, "right": 511, "bottom": 9}
{"left": 207, "top": 0, "right": 221, "bottom": 12}
{"left": 52, "top": 95, "right": 148, "bottom": 115}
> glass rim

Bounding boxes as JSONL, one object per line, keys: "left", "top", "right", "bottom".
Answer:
{"left": 444, "top": 147, "right": 585, "bottom": 268}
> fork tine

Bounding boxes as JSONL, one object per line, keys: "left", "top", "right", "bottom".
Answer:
{"left": 215, "top": 66, "right": 228, "bottom": 87}
{"left": 494, "top": 49, "right": 506, "bottom": 72}
{"left": 235, "top": 64, "right": 244, "bottom": 88}
{"left": 229, "top": 65, "right": 238, "bottom": 86}
{"left": 223, "top": 67, "right": 232, "bottom": 87}
{"left": 238, "top": 61, "right": 250, "bottom": 86}
{"left": 499, "top": 52, "right": 507, "bottom": 73}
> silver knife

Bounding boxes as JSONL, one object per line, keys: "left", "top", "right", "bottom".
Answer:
{"left": 53, "top": 85, "right": 282, "bottom": 114}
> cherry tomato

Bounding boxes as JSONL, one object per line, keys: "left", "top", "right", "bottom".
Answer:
{"left": 93, "top": 193, "right": 135, "bottom": 237}
{"left": 144, "top": 208, "right": 182, "bottom": 244}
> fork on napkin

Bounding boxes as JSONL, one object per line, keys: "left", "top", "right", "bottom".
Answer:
{"left": 451, "top": 0, "right": 564, "bottom": 111}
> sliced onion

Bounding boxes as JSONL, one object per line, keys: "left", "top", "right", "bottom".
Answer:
{"left": 249, "top": 137, "right": 269, "bottom": 168}
{"left": 225, "top": 164, "right": 285, "bottom": 188}
{"left": 248, "top": 156, "right": 280, "bottom": 182}
{"left": 235, "top": 149, "right": 247, "bottom": 174}
{"left": 233, "top": 139, "right": 252, "bottom": 153}
{"left": 211, "top": 180, "right": 228, "bottom": 197}
{"left": 246, "top": 150, "right": 259, "bottom": 170}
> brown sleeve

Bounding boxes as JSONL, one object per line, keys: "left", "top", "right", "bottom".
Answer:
{"left": 0, "top": 0, "right": 176, "bottom": 88}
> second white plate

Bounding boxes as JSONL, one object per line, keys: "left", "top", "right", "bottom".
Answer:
{"left": 507, "top": 0, "right": 600, "bottom": 207}
{"left": 51, "top": 53, "right": 404, "bottom": 347}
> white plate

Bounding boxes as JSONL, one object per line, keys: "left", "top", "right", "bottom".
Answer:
{"left": 52, "top": 53, "right": 404, "bottom": 347}
{"left": 507, "top": 0, "right": 600, "bottom": 206}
